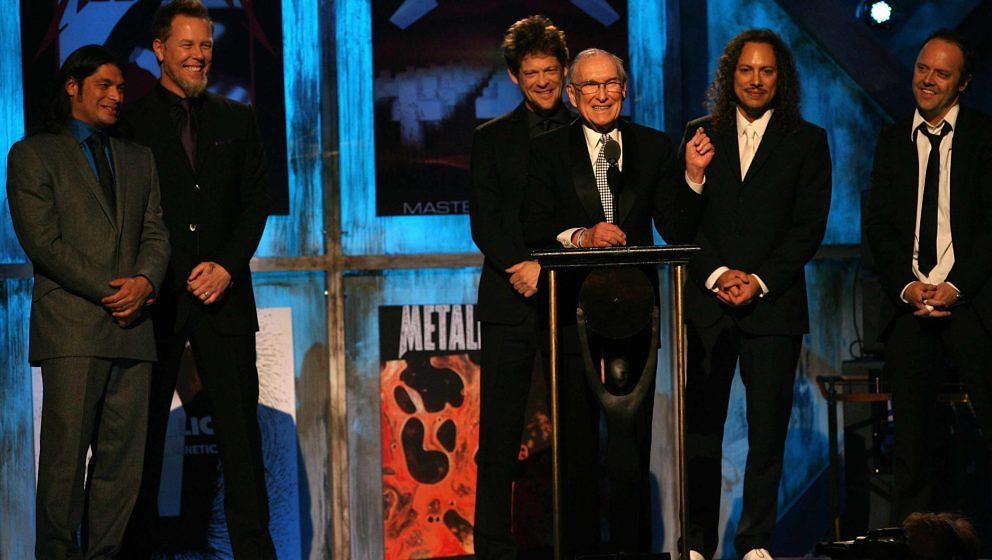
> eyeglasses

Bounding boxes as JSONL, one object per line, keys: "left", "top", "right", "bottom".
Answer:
{"left": 572, "top": 79, "right": 624, "bottom": 95}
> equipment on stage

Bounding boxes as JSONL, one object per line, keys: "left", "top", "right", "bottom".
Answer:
{"left": 816, "top": 527, "right": 909, "bottom": 559}
{"left": 532, "top": 245, "right": 699, "bottom": 560}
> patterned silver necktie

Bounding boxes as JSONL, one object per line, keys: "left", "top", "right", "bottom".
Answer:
{"left": 595, "top": 133, "right": 614, "bottom": 223}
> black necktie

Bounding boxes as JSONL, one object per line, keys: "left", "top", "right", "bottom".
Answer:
{"left": 917, "top": 121, "right": 952, "bottom": 275}
{"left": 178, "top": 98, "right": 197, "bottom": 170}
{"left": 85, "top": 132, "right": 115, "bottom": 210}
{"left": 539, "top": 119, "right": 553, "bottom": 132}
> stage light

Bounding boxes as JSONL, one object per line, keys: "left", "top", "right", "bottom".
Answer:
{"left": 858, "top": 0, "right": 897, "bottom": 29}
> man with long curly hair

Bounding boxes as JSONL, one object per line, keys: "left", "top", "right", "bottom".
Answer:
{"left": 679, "top": 29, "right": 831, "bottom": 560}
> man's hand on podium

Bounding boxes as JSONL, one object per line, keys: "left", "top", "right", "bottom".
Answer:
{"left": 506, "top": 260, "right": 540, "bottom": 298}
{"left": 580, "top": 222, "right": 627, "bottom": 248}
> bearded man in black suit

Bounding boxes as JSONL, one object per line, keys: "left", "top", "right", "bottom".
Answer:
{"left": 679, "top": 29, "right": 831, "bottom": 560}
{"left": 117, "top": 2, "right": 274, "bottom": 558}
{"left": 469, "top": 15, "right": 573, "bottom": 560}
{"left": 865, "top": 29, "right": 992, "bottom": 523}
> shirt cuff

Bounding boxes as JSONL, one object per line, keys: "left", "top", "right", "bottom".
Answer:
{"left": 705, "top": 266, "right": 730, "bottom": 291}
{"left": 899, "top": 282, "right": 914, "bottom": 304}
{"left": 946, "top": 282, "right": 961, "bottom": 297}
{"left": 558, "top": 228, "right": 584, "bottom": 248}
{"left": 685, "top": 172, "right": 705, "bottom": 194}
{"left": 751, "top": 274, "right": 770, "bottom": 297}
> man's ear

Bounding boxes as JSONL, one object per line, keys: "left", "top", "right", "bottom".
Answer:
{"left": 152, "top": 38, "right": 165, "bottom": 64}
{"left": 959, "top": 75, "right": 972, "bottom": 93}
{"left": 507, "top": 68, "right": 520, "bottom": 86}
{"left": 65, "top": 77, "right": 79, "bottom": 98}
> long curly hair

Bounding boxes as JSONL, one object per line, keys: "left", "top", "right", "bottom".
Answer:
{"left": 705, "top": 29, "right": 802, "bottom": 135}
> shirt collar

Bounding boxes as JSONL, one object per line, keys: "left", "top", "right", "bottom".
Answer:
{"left": 582, "top": 122, "right": 621, "bottom": 153}
{"left": 912, "top": 103, "right": 959, "bottom": 140}
{"left": 736, "top": 107, "right": 773, "bottom": 139}
{"left": 156, "top": 82, "right": 203, "bottom": 108}
{"left": 528, "top": 103, "right": 571, "bottom": 126}
{"left": 67, "top": 118, "right": 101, "bottom": 145}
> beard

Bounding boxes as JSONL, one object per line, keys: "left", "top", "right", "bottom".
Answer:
{"left": 164, "top": 63, "right": 208, "bottom": 98}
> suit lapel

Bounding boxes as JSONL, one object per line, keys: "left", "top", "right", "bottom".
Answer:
{"left": 569, "top": 121, "right": 606, "bottom": 222}
{"left": 109, "top": 138, "right": 127, "bottom": 237}
{"left": 508, "top": 103, "right": 531, "bottom": 180}
{"left": 194, "top": 97, "right": 213, "bottom": 177}
{"left": 615, "top": 121, "right": 638, "bottom": 226}
{"left": 949, "top": 108, "right": 976, "bottom": 241}
{"left": 743, "top": 111, "right": 783, "bottom": 184}
{"left": 714, "top": 122, "right": 741, "bottom": 186}
{"left": 59, "top": 133, "right": 115, "bottom": 227}
{"left": 148, "top": 88, "right": 197, "bottom": 178}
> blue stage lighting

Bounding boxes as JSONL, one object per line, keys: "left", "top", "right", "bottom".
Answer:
{"left": 858, "top": 0, "right": 896, "bottom": 28}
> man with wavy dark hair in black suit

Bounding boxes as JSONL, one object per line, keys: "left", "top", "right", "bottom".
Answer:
{"left": 680, "top": 28, "right": 831, "bottom": 560}
{"left": 470, "top": 14, "right": 572, "bottom": 560}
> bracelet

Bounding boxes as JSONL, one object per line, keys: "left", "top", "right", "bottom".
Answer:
{"left": 575, "top": 228, "right": 587, "bottom": 248}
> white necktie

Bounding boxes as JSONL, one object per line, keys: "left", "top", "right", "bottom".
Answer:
{"left": 740, "top": 124, "right": 756, "bottom": 179}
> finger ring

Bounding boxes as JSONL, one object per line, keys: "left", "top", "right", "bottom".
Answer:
{"left": 204, "top": 291, "right": 211, "bottom": 298}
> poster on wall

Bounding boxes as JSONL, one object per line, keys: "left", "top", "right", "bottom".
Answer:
{"left": 378, "top": 303, "right": 554, "bottom": 558}
{"left": 372, "top": 0, "right": 628, "bottom": 216}
{"left": 19, "top": 0, "right": 290, "bottom": 214}
{"left": 32, "top": 307, "right": 301, "bottom": 559}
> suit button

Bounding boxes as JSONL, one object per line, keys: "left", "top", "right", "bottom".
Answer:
{"left": 189, "top": 224, "right": 197, "bottom": 232}
{"left": 194, "top": 183, "right": 201, "bottom": 191}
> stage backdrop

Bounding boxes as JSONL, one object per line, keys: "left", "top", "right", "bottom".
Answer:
{"left": 371, "top": 0, "right": 628, "bottom": 217}
{"left": 18, "top": 0, "right": 290, "bottom": 214}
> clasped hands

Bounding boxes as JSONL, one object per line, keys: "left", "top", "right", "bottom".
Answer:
{"left": 905, "top": 281, "right": 959, "bottom": 318}
{"left": 714, "top": 269, "right": 761, "bottom": 307}
{"left": 100, "top": 261, "right": 232, "bottom": 328}
{"left": 186, "top": 261, "right": 232, "bottom": 306}
{"left": 101, "top": 276, "right": 154, "bottom": 327}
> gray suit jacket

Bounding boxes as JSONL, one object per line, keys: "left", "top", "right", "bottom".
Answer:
{"left": 7, "top": 131, "right": 170, "bottom": 363}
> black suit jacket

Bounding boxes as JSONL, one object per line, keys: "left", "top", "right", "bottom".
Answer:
{"left": 118, "top": 86, "right": 270, "bottom": 336}
{"left": 681, "top": 113, "right": 831, "bottom": 335}
{"left": 524, "top": 118, "right": 699, "bottom": 248}
{"left": 865, "top": 107, "right": 992, "bottom": 334}
{"left": 523, "top": 119, "right": 701, "bottom": 335}
{"left": 470, "top": 103, "right": 573, "bottom": 324}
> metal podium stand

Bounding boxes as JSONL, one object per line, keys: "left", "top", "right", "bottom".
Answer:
{"left": 531, "top": 245, "right": 700, "bottom": 560}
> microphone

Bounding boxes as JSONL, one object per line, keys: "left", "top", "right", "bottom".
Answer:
{"left": 603, "top": 138, "right": 621, "bottom": 167}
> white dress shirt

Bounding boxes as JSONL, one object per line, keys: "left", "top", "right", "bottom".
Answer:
{"left": 899, "top": 105, "right": 959, "bottom": 302}
{"left": 557, "top": 125, "right": 624, "bottom": 247}
{"left": 695, "top": 108, "right": 773, "bottom": 295}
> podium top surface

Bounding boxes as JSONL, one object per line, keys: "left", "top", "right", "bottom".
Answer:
{"left": 530, "top": 244, "right": 700, "bottom": 269}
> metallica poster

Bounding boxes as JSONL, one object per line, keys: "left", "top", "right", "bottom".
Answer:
{"left": 19, "top": 0, "right": 290, "bottom": 214}
{"left": 372, "top": 0, "right": 627, "bottom": 216}
{"left": 378, "top": 304, "right": 552, "bottom": 558}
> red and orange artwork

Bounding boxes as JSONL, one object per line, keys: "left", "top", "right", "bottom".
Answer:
{"left": 380, "top": 353, "right": 480, "bottom": 559}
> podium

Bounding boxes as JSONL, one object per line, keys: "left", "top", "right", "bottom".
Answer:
{"left": 531, "top": 244, "right": 700, "bottom": 560}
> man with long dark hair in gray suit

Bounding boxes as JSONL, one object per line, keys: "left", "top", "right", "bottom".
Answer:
{"left": 6, "top": 44, "right": 170, "bottom": 558}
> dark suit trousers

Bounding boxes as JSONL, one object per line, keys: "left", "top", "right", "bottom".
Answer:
{"left": 886, "top": 306, "right": 992, "bottom": 522}
{"left": 474, "top": 313, "right": 542, "bottom": 560}
{"left": 548, "top": 327, "right": 602, "bottom": 557}
{"left": 684, "top": 315, "right": 801, "bottom": 558}
{"left": 36, "top": 357, "right": 151, "bottom": 560}
{"left": 123, "top": 312, "right": 275, "bottom": 560}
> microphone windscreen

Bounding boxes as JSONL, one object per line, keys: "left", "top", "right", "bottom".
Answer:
{"left": 603, "top": 138, "right": 621, "bottom": 165}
